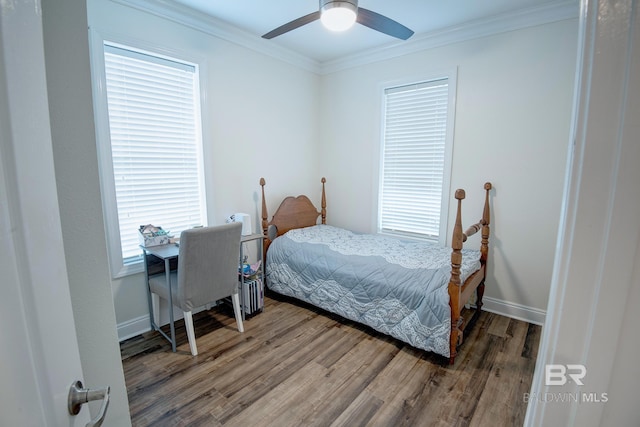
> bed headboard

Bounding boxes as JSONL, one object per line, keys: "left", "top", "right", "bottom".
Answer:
{"left": 260, "top": 177, "right": 326, "bottom": 246}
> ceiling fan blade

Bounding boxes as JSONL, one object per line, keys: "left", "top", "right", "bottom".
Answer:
{"left": 262, "top": 11, "right": 321, "bottom": 39}
{"left": 356, "top": 8, "right": 414, "bottom": 40}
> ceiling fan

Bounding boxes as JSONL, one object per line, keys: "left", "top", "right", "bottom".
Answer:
{"left": 262, "top": 0, "right": 414, "bottom": 40}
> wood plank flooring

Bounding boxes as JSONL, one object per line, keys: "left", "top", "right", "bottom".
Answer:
{"left": 121, "top": 294, "right": 540, "bottom": 426}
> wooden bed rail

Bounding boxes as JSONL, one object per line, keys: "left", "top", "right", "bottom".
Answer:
{"left": 461, "top": 183, "right": 492, "bottom": 243}
{"left": 463, "top": 222, "right": 482, "bottom": 241}
{"left": 448, "top": 182, "right": 492, "bottom": 364}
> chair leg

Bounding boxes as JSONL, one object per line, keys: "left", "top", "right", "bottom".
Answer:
{"left": 183, "top": 311, "right": 198, "bottom": 356}
{"left": 231, "top": 293, "right": 244, "bottom": 333}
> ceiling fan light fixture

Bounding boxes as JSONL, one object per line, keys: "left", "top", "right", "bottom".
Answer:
{"left": 262, "top": 0, "right": 413, "bottom": 41}
{"left": 320, "top": 0, "right": 358, "bottom": 32}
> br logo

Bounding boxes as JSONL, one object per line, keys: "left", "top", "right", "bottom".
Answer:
{"left": 545, "top": 364, "right": 586, "bottom": 386}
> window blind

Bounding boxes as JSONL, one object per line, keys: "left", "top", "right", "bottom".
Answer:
{"left": 380, "top": 79, "right": 449, "bottom": 240}
{"left": 104, "top": 44, "right": 205, "bottom": 262}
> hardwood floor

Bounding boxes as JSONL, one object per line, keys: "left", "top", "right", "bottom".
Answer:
{"left": 121, "top": 294, "right": 541, "bottom": 426}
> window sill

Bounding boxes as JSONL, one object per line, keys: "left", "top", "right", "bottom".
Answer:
{"left": 113, "top": 259, "right": 144, "bottom": 279}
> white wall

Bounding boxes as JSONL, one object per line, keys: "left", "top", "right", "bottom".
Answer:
{"left": 319, "top": 19, "right": 578, "bottom": 320}
{"left": 86, "top": 2, "right": 578, "bottom": 336}
{"left": 87, "top": 0, "right": 321, "bottom": 336}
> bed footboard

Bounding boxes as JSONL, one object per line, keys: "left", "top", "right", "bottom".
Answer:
{"left": 449, "top": 182, "right": 492, "bottom": 365}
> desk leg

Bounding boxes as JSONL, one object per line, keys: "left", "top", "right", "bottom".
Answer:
{"left": 165, "top": 258, "right": 176, "bottom": 352}
{"left": 143, "top": 250, "right": 156, "bottom": 332}
{"left": 240, "top": 244, "right": 245, "bottom": 321}
{"left": 151, "top": 294, "right": 160, "bottom": 326}
{"left": 259, "top": 238, "right": 264, "bottom": 313}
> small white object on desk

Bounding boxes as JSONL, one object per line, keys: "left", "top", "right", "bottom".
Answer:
{"left": 227, "top": 213, "right": 252, "bottom": 235}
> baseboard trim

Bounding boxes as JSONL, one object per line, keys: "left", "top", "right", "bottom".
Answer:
{"left": 118, "top": 297, "right": 546, "bottom": 341}
{"left": 117, "top": 304, "right": 216, "bottom": 342}
{"left": 117, "top": 315, "right": 151, "bottom": 342}
{"left": 481, "top": 296, "right": 546, "bottom": 325}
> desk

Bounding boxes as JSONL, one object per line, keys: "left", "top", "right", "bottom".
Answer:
{"left": 141, "top": 244, "right": 179, "bottom": 352}
{"left": 142, "top": 233, "right": 265, "bottom": 348}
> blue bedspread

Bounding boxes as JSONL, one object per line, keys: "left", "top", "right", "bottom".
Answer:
{"left": 266, "top": 225, "right": 481, "bottom": 358}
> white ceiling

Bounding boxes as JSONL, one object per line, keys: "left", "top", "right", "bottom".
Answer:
{"left": 169, "top": 0, "right": 573, "bottom": 63}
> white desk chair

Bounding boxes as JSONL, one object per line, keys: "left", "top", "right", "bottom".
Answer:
{"left": 148, "top": 222, "right": 244, "bottom": 356}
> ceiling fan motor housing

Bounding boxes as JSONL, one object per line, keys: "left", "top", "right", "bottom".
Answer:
{"left": 320, "top": 0, "right": 358, "bottom": 14}
{"left": 320, "top": 0, "right": 358, "bottom": 31}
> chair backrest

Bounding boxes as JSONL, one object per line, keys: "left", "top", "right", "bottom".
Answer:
{"left": 175, "top": 222, "right": 242, "bottom": 312}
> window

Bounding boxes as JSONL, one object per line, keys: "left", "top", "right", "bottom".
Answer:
{"left": 94, "top": 42, "right": 206, "bottom": 278}
{"left": 378, "top": 75, "right": 455, "bottom": 244}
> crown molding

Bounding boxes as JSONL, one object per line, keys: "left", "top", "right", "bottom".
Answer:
{"left": 110, "top": 0, "right": 579, "bottom": 76}
{"left": 110, "top": 0, "right": 322, "bottom": 73}
{"left": 320, "top": 1, "right": 579, "bottom": 74}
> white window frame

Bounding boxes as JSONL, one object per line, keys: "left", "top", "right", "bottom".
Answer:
{"left": 375, "top": 70, "right": 457, "bottom": 246}
{"left": 89, "top": 30, "right": 209, "bottom": 278}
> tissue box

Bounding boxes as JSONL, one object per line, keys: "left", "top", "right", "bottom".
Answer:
{"left": 138, "top": 225, "right": 170, "bottom": 247}
{"left": 236, "top": 213, "right": 252, "bottom": 235}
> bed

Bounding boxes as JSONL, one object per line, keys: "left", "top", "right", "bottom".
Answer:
{"left": 259, "top": 177, "right": 492, "bottom": 364}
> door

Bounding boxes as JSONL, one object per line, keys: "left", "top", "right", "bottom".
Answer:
{"left": 525, "top": 0, "right": 640, "bottom": 425}
{"left": 0, "top": 1, "right": 93, "bottom": 425}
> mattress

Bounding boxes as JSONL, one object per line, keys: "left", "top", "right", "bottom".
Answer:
{"left": 266, "top": 224, "right": 481, "bottom": 357}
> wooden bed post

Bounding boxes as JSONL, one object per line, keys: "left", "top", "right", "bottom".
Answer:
{"left": 448, "top": 189, "right": 465, "bottom": 365}
{"left": 476, "top": 182, "right": 492, "bottom": 312}
{"left": 260, "top": 177, "right": 269, "bottom": 259}
{"left": 321, "top": 177, "right": 327, "bottom": 224}
{"left": 260, "top": 178, "right": 268, "bottom": 236}
{"left": 480, "top": 182, "right": 491, "bottom": 264}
